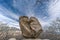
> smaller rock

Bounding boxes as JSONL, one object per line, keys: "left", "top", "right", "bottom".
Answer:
{"left": 8, "top": 38, "right": 16, "bottom": 40}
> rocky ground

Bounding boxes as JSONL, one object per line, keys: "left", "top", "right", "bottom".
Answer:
{"left": 0, "top": 31, "right": 60, "bottom": 40}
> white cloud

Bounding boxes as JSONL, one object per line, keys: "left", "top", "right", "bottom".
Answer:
{"left": 0, "top": 5, "right": 19, "bottom": 20}
{"left": 12, "top": 0, "right": 60, "bottom": 28}
{"left": 36, "top": 0, "right": 60, "bottom": 27}
{"left": 0, "top": 14, "right": 19, "bottom": 28}
{"left": 1, "top": 0, "right": 60, "bottom": 29}
{"left": 39, "top": 0, "right": 60, "bottom": 27}
{"left": 37, "top": 17, "right": 50, "bottom": 27}
{"left": 12, "top": 0, "right": 60, "bottom": 29}
{"left": 25, "top": 8, "right": 35, "bottom": 18}
{"left": 48, "top": 0, "right": 60, "bottom": 20}
{"left": 0, "top": 5, "right": 19, "bottom": 29}
{"left": 13, "top": 0, "right": 36, "bottom": 18}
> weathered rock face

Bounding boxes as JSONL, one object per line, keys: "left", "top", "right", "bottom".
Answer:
{"left": 29, "top": 17, "right": 43, "bottom": 38}
{"left": 0, "top": 32, "right": 6, "bottom": 40}
{"left": 19, "top": 16, "right": 43, "bottom": 38}
{"left": 19, "top": 16, "right": 32, "bottom": 38}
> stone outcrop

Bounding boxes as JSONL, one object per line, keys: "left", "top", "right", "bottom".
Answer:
{"left": 19, "top": 16, "right": 43, "bottom": 38}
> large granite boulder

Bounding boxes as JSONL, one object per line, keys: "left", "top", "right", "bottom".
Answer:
{"left": 19, "top": 16, "right": 43, "bottom": 38}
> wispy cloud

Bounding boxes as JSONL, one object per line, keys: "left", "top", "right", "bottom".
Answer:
{"left": 48, "top": 0, "right": 60, "bottom": 19}
{"left": 13, "top": 0, "right": 36, "bottom": 17}
{"left": 0, "top": 5, "right": 19, "bottom": 20}
{"left": 12, "top": 0, "right": 50, "bottom": 27}
{"left": 0, "top": 0, "right": 60, "bottom": 29}
{"left": 0, "top": 5, "right": 19, "bottom": 28}
{"left": 40, "top": 0, "right": 60, "bottom": 27}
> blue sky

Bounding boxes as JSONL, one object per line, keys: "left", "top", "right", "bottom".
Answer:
{"left": 0, "top": 0, "right": 60, "bottom": 29}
